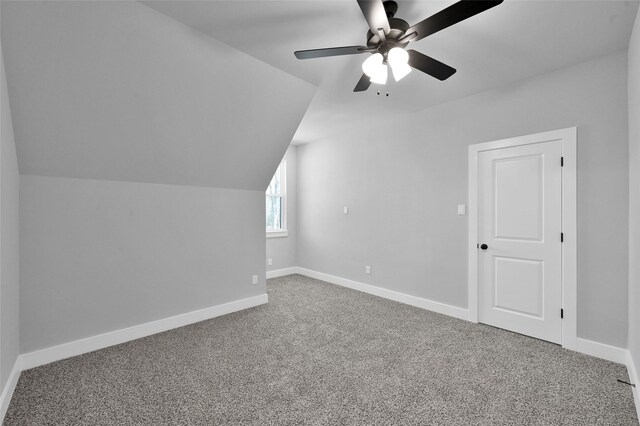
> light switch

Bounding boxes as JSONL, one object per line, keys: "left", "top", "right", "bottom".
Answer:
{"left": 457, "top": 204, "right": 466, "bottom": 215}
{"left": 344, "top": 206, "right": 349, "bottom": 215}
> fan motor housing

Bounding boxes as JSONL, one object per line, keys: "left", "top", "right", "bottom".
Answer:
{"left": 366, "top": 1, "right": 410, "bottom": 50}
{"left": 366, "top": 17, "right": 410, "bottom": 51}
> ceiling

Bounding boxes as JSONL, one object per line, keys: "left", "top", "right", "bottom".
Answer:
{"left": 145, "top": 1, "right": 638, "bottom": 143}
{"left": 1, "top": 1, "right": 315, "bottom": 189}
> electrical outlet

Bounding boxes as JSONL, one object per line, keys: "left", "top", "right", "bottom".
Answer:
{"left": 344, "top": 206, "right": 349, "bottom": 215}
{"left": 252, "top": 275, "right": 258, "bottom": 285}
{"left": 365, "top": 265, "right": 372, "bottom": 275}
{"left": 457, "top": 204, "right": 466, "bottom": 215}
{"left": 267, "top": 258, "right": 272, "bottom": 266}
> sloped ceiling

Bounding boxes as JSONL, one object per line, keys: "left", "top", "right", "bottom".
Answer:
{"left": 0, "top": 1, "right": 316, "bottom": 190}
{"left": 143, "top": 0, "right": 639, "bottom": 144}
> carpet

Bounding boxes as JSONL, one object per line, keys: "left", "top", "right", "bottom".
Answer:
{"left": 4, "top": 274, "right": 638, "bottom": 425}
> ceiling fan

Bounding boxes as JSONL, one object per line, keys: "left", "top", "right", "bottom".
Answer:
{"left": 294, "top": 0, "right": 503, "bottom": 92}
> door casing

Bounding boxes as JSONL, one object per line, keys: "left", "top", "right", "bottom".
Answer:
{"left": 468, "top": 127, "right": 577, "bottom": 350}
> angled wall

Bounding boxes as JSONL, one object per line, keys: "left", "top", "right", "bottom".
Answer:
{"left": 0, "top": 0, "right": 314, "bottom": 190}
{"left": 297, "top": 51, "right": 629, "bottom": 348}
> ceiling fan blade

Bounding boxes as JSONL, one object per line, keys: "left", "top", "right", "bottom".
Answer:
{"left": 357, "top": 0, "right": 390, "bottom": 37}
{"left": 353, "top": 74, "right": 371, "bottom": 92}
{"left": 406, "top": 1, "right": 503, "bottom": 42}
{"left": 407, "top": 50, "right": 456, "bottom": 81}
{"left": 294, "top": 45, "right": 368, "bottom": 60}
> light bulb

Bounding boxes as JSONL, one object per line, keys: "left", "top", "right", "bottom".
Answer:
{"left": 388, "top": 47, "right": 411, "bottom": 81}
{"left": 362, "top": 53, "right": 388, "bottom": 85}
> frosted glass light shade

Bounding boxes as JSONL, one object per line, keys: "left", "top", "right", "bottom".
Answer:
{"left": 362, "top": 53, "right": 383, "bottom": 76}
{"left": 362, "top": 53, "right": 388, "bottom": 85}
{"left": 369, "top": 65, "right": 387, "bottom": 84}
{"left": 391, "top": 62, "right": 411, "bottom": 81}
{"left": 388, "top": 47, "right": 411, "bottom": 81}
{"left": 388, "top": 47, "right": 409, "bottom": 67}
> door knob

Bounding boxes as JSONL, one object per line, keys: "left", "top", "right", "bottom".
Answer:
{"left": 480, "top": 244, "right": 488, "bottom": 250}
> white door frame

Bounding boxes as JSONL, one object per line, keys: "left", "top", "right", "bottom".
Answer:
{"left": 467, "top": 127, "right": 577, "bottom": 350}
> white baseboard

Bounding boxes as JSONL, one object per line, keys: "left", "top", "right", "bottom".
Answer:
{"left": 296, "top": 267, "right": 470, "bottom": 321}
{"left": 266, "top": 267, "right": 634, "bottom": 369}
{"left": 266, "top": 267, "right": 299, "bottom": 279}
{"left": 575, "top": 337, "right": 627, "bottom": 364}
{"left": 0, "top": 356, "right": 22, "bottom": 421}
{"left": 626, "top": 351, "right": 640, "bottom": 421}
{"left": 4, "top": 269, "right": 639, "bottom": 421}
{"left": 21, "top": 294, "right": 268, "bottom": 371}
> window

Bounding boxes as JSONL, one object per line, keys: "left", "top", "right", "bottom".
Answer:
{"left": 266, "top": 161, "right": 287, "bottom": 237}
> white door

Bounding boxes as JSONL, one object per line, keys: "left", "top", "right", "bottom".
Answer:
{"left": 478, "top": 139, "right": 562, "bottom": 344}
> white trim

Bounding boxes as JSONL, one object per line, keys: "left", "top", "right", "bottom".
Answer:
{"left": 468, "top": 143, "right": 479, "bottom": 323}
{"left": 20, "top": 294, "right": 268, "bottom": 371}
{"left": 4, "top": 266, "right": 632, "bottom": 425}
{"left": 626, "top": 351, "right": 640, "bottom": 421}
{"left": 294, "top": 264, "right": 630, "bottom": 368}
{"left": 266, "top": 267, "right": 299, "bottom": 279}
{"left": 560, "top": 129, "right": 578, "bottom": 351}
{"left": 266, "top": 230, "right": 288, "bottom": 238}
{"left": 296, "top": 267, "right": 470, "bottom": 321}
{"left": 573, "top": 338, "right": 627, "bottom": 364}
{"left": 0, "top": 356, "right": 22, "bottom": 422}
{"left": 467, "top": 127, "right": 578, "bottom": 350}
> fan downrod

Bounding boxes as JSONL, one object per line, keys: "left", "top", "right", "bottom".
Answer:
{"left": 383, "top": 1, "right": 398, "bottom": 18}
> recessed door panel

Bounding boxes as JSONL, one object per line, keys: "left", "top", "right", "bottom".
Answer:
{"left": 494, "top": 155, "right": 543, "bottom": 241}
{"left": 493, "top": 257, "right": 543, "bottom": 318}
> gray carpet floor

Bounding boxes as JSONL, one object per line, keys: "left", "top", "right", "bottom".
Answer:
{"left": 4, "top": 274, "right": 639, "bottom": 425}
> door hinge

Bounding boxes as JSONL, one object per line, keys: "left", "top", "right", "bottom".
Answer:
{"left": 561, "top": 232, "right": 564, "bottom": 242}
{"left": 561, "top": 157, "right": 564, "bottom": 167}
{"left": 561, "top": 309, "right": 564, "bottom": 319}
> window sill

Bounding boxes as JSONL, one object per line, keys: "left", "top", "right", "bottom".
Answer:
{"left": 266, "top": 230, "right": 288, "bottom": 239}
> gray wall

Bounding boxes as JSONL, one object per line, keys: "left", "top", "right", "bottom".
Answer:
{"left": 628, "top": 8, "right": 640, "bottom": 373}
{"left": 267, "top": 146, "right": 298, "bottom": 272}
{"left": 20, "top": 176, "right": 265, "bottom": 353}
{"left": 297, "top": 50, "right": 629, "bottom": 348}
{"left": 2, "top": 0, "right": 316, "bottom": 355}
{"left": 0, "top": 52, "right": 20, "bottom": 389}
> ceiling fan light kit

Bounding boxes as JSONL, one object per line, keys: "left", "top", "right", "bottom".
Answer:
{"left": 294, "top": 0, "right": 503, "bottom": 92}
{"left": 362, "top": 47, "right": 410, "bottom": 84}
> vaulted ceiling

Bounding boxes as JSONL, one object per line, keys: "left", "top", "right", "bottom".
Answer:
{"left": 1, "top": 0, "right": 638, "bottom": 188}
{"left": 1, "top": 1, "right": 316, "bottom": 190}
{"left": 144, "top": 0, "right": 639, "bottom": 144}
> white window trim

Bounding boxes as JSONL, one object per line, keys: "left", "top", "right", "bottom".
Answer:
{"left": 266, "top": 230, "right": 289, "bottom": 238}
{"left": 266, "top": 160, "right": 287, "bottom": 237}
